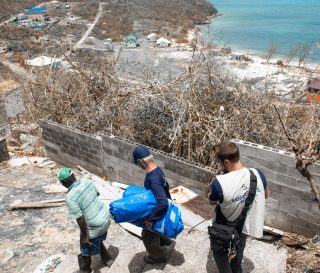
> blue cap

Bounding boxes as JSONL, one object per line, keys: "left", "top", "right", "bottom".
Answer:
{"left": 132, "top": 145, "right": 151, "bottom": 164}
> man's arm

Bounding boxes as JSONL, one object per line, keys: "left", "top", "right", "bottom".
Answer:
{"left": 208, "top": 190, "right": 217, "bottom": 206}
{"left": 147, "top": 180, "right": 169, "bottom": 226}
{"left": 76, "top": 216, "right": 91, "bottom": 246}
{"left": 265, "top": 187, "right": 269, "bottom": 199}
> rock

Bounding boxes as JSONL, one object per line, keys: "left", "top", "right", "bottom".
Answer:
{"left": 0, "top": 249, "right": 14, "bottom": 265}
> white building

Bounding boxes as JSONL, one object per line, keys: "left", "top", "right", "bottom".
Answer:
{"left": 49, "top": 0, "right": 60, "bottom": 9}
{"left": 16, "top": 13, "right": 27, "bottom": 21}
{"left": 18, "top": 19, "right": 35, "bottom": 28}
{"left": 147, "top": 33, "right": 157, "bottom": 42}
{"left": 66, "top": 15, "right": 81, "bottom": 24}
{"left": 26, "top": 56, "right": 62, "bottom": 69}
{"left": 156, "top": 37, "right": 171, "bottom": 47}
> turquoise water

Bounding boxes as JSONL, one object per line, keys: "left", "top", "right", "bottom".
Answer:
{"left": 204, "top": 0, "right": 320, "bottom": 63}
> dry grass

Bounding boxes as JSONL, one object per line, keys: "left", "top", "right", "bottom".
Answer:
{"left": 22, "top": 50, "right": 304, "bottom": 168}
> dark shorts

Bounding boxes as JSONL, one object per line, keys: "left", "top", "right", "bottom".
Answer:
{"left": 80, "top": 233, "right": 107, "bottom": 256}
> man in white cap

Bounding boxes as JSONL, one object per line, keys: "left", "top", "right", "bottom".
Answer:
{"left": 58, "top": 167, "right": 113, "bottom": 273}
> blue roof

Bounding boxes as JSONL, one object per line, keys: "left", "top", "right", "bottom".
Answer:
{"left": 26, "top": 7, "right": 47, "bottom": 13}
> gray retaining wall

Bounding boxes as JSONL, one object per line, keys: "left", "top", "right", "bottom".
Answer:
{"left": 0, "top": 137, "right": 9, "bottom": 162}
{"left": 40, "top": 120, "right": 320, "bottom": 236}
{"left": 40, "top": 120, "right": 213, "bottom": 195}
{"left": 0, "top": 100, "right": 8, "bottom": 137}
{"left": 233, "top": 139, "right": 320, "bottom": 236}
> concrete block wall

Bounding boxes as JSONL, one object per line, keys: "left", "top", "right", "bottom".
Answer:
{"left": 0, "top": 100, "right": 8, "bottom": 137}
{"left": 233, "top": 139, "right": 320, "bottom": 236}
{"left": 0, "top": 138, "right": 9, "bottom": 162}
{"left": 40, "top": 120, "right": 320, "bottom": 236}
{"left": 40, "top": 120, "right": 213, "bottom": 195}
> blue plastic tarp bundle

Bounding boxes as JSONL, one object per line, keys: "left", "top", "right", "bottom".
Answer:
{"left": 109, "top": 186, "right": 184, "bottom": 238}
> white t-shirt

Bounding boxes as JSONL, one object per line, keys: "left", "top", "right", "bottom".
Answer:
{"left": 210, "top": 168, "right": 266, "bottom": 238}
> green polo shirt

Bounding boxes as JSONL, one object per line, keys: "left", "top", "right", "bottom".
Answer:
{"left": 66, "top": 178, "right": 110, "bottom": 239}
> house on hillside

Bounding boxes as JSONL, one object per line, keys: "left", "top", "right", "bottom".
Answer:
{"left": 47, "top": 0, "right": 61, "bottom": 9}
{"left": 124, "top": 33, "right": 138, "bottom": 48}
{"left": 147, "top": 33, "right": 157, "bottom": 42}
{"left": 18, "top": 19, "right": 36, "bottom": 28}
{"left": 231, "top": 54, "right": 245, "bottom": 62}
{"left": 32, "top": 23, "right": 46, "bottom": 30}
{"left": 156, "top": 37, "right": 171, "bottom": 47}
{"left": 26, "top": 56, "right": 62, "bottom": 69}
{"left": 66, "top": 15, "right": 81, "bottom": 24}
{"left": 306, "top": 79, "right": 320, "bottom": 103}
{"left": 16, "top": 13, "right": 28, "bottom": 21}
{"left": 104, "top": 38, "right": 114, "bottom": 51}
{"left": 25, "top": 7, "right": 49, "bottom": 22}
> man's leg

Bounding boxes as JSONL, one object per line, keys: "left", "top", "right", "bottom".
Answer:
{"left": 142, "top": 229, "right": 166, "bottom": 263}
{"left": 212, "top": 248, "right": 233, "bottom": 273}
{"left": 100, "top": 242, "right": 114, "bottom": 267}
{"left": 77, "top": 254, "right": 92, "bottom": 273}
{"left": 230, "top": 234, "right": 247, "bottom": 273}
{"left": 160, "top": 236, "right": 173, "bottom": 246}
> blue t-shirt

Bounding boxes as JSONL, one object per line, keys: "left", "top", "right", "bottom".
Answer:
{"left": 209, "top": 169, "right": 267, "bottom": 203}
{"left": 144, "top": 167, "right": 171, "bottom": 223}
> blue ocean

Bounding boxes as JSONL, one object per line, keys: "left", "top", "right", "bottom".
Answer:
{"left": 204, "top": 0, "right": 320, "bottom": 63}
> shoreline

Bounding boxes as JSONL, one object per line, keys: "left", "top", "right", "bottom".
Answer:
{"left": 182, "top": 23, "right": 320, "bottom": 96}
{"left": 197, "top": 9, "right": 320, "bottom": 69}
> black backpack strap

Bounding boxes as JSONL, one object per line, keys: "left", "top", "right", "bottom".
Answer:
{"left": 236, "top": 170, "right": 257, "bottom": 233}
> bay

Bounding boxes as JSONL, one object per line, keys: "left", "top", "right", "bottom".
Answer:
{"left": 203, "top": 0, "right": 320, "bottom": 63}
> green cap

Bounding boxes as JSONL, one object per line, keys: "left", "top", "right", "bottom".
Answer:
{"left": 58, "top": 167, "right": 73, "bottom": 181}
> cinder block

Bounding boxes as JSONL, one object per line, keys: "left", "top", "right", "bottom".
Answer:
{"left": 277, "top": 153, "right": 296, "bottom": 168}
{"left": 265, "top": 216, "right": 294, "bottom": 233}
{"left": 269, "top": 190, "right": 288, "bottom": 203}
{"left": 265, "top": 198, "right": 279, "bottom": 209}
{"left": 277, "top": 202, "right": 298, "bottom": 216}
{"left": 287, "top": 196, "right": 313, "bottom": 211}
{"left": 237, "top": 143, "right": 260, "bottom": 158}
{"left": 258, "top": 148, "right": 280, "bottom": 162}
{"left": 292, "top": 225, "right": 314, "bottom": 237}
{"left": 265, "top": 207, "right": 287, "bottom": 220}
{"left": 0, "top": 138, "right": 9, "bottom": 162}
{"left": 275, "top": 173, "right": 296, "bottom": 187}
{"left": 45, "top": 145, "right": 58, "bottom": 155}
{"left": 296, "top": 208, "right": 320, "bottom": 225}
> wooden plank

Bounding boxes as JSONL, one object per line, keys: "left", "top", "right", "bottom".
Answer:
{"left": 9, "top": 198, "right": 65, "bottom": 209}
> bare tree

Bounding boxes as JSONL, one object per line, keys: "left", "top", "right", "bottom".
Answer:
{"left": 265, "top": 44, "right": 280, "bottom": 63}
{"left": 274, "top": 104, "right": 320, "bottom": 210}
{"left": 285, "top": 44, "right": 299, "bottom": 65}
{"left": 297, "top": 43, "right": 312, "bottom": 67}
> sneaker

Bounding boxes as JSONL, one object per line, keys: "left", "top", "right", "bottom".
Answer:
{"left": 143, "top": 255, "right": 166, "bottom": 264}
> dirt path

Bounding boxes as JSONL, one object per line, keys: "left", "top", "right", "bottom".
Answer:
{"left": 73, "top": 2, "right": 105, "bottom": 51}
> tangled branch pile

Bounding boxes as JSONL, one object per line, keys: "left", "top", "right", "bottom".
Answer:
{"left": 23, "top": 51, "right": 314, "bottom": 167}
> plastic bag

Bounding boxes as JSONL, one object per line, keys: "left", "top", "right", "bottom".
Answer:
{"left": 110, "top": 186, "right": 184, "bottom": 238}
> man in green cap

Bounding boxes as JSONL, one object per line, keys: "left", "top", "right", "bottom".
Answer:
{"left": 58, "top": 167, "right": 113, "bottom": 273}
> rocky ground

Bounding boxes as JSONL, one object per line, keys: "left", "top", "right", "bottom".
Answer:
{"left": 0, "top": 156, "right": 311, "bottom": 273}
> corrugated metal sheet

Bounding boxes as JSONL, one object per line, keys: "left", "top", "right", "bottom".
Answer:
{"left": 181, "top": 195, "right": 214, "bottom": 220}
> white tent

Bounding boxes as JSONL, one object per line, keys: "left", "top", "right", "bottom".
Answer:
{"left": 156, "top": 37, "right": 171, "bottom": 47}
{"left": 26, "top": 56, "right": 62, "bottom": 68}
{"left": 147, "top": 33, "right": 157, "bottom": 42}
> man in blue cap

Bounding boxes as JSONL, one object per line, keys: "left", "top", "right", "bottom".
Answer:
{"left": 132, "top": 145, "right": 173, "bottom": 264}
{"left": 58, "top": 167, "right": 113, "bottom": 273}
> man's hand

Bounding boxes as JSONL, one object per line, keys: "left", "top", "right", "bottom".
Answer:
{"left": 144, "top": 217, "right": 153, "bottom": 229}
{"left": 81, "top": 235, "right": 92, "bottom": 247}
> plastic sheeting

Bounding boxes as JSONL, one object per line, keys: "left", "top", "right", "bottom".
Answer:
{"left": 110, "top": 186, "right": 184, "bottom": 238}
